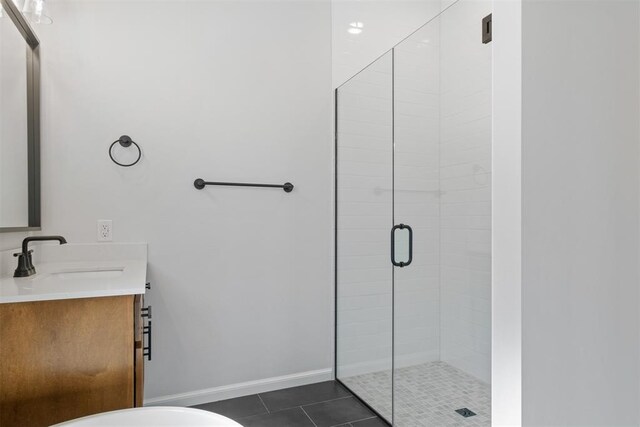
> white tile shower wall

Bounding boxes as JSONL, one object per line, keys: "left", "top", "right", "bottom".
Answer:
{"left": 438, "top": 0, "right": 492, "bottom": 384}
{"left": 30, "top": 0, "right": 333, "bottom": 402}
{"left": 393, "top": 20, "right": 441, "bottom": 367}
{"left": 336, "top": 52, "right": 393, "bottom": 380}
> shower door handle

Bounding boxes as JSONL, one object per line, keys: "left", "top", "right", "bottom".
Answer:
{"left": 391, "top": 224, "right": 413, "bottom": 267}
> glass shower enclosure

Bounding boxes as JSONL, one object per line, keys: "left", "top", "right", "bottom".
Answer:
{"left": 335, "top": 1, "right": 492, "bottom": 425}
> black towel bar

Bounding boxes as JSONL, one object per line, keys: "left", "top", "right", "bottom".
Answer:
{"left": 194, "top": 178, "right": 294, "bottom": 193}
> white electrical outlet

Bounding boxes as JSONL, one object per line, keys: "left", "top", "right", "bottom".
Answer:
{"left": 97, "top": 220, "right": 113, "bottom": 242}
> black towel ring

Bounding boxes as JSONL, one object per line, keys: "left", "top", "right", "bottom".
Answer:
{"left": 109, "top": 135, "right": 141, "bottom": 167}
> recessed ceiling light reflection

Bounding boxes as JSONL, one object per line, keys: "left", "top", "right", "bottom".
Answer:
{"left": 348, "top": 22, "right": 364, "bottom": 35}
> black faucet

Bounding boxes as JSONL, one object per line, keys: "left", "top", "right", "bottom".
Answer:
{"left": 14, "top": 236, "right": 68, "bottom": 278}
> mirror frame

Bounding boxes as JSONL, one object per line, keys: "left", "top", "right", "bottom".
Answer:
{"left": 0, "top": 0, "right": 40, "bottom": 232}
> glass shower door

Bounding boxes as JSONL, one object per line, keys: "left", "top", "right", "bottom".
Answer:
{"left": 336, "top": 1, "right": 492, "bottom": 424}
{"left": 392, "top": 0, "right": 492, "bottom": 425}
{"left": 391, "top": 13, "right": 442, "bottom": 426}
{"left": 335, "top": 51, "right": 393, "bottom": 423}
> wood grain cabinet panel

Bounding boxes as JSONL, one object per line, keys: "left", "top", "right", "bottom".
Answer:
{"left": 0, "top": 295, "right": 143, "bottom": 427}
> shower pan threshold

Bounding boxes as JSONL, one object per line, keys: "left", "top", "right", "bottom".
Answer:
{"left": 341, "top": 361, "right": 490, "bottom": 426}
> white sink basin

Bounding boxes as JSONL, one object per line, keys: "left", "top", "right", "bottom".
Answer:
{"left": 50, "top": 268, "right": 124, "bottom": 280}
{"left": 0, "top": 243, "right": 148, "bottom": 304}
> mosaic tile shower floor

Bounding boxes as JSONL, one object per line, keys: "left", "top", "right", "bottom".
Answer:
{"left": 341, "top": 361, "right": 490, "bottom": 426}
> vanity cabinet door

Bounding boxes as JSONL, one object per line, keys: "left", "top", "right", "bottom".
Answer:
{"left": 0, "top": 296, "right": 135, "bottom": 427}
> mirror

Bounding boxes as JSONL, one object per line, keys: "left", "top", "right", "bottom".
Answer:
{"left": 0, "top": 0, "right": 40, "bottom": 231}
{"left": 392, "top": 224, "right": 412, "bottom": 267}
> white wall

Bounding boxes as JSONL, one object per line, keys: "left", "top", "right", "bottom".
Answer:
{"left": 13, "top": 0, "right": 333, "bottom": 404}
{"left": 521, "top": 1, "right": 639, "bottom": 425}
{"left": 0, "top": 231, "right": 33, "bottom": 251}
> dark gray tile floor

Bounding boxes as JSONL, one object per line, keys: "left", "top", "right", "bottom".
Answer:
{"left": 192, "top": 381, "right": 390, "bottom": 427}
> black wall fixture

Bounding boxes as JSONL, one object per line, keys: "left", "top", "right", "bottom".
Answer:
{"left": 194, "top": 178, "right": 294, "bottom": 193}
{"left": 109, "top": 135, "right": 141, "bottom": 167}
{"left": 482, "top": 13, "right": 492, "bottom": 44}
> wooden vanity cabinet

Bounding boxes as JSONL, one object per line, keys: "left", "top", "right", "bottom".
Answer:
{"left": 0, "top": 294, "right": 146, "bottom": 427}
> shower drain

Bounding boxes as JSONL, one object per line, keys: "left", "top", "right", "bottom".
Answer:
{"left": 455, "top": 408, "right": 477, "bottom": 418}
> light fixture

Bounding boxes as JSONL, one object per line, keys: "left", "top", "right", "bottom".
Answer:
{"left": 22, "top": 0, "right": 52, "bottom": 24}
{"left": 348, "top": 22, "right": 363, "bottom": 35}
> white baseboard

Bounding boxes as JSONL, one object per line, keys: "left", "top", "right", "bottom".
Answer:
{"left": 143, "top": 368, "right": 333, "bottom": 408}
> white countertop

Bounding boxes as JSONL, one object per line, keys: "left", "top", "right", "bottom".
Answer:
{"left": 0, "top": 243, "right": 147, "bottom": 304}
